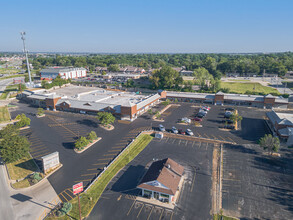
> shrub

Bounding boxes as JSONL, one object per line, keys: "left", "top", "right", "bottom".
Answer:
{"left": 15, "top": 113, "right": 31, "bottom": 128}
{"left": 75, "top": 136, "right": 90, "bottom": 150}
{"left": 87, "top": 131, "right": 97, "bottom": 142}
{"left": 37, "top": 108, "right": 44, "bottom": 116}
{"left": 61, "top": 202, "right": 72, "bottom": 214}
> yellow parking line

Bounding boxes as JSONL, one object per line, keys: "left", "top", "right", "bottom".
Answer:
{"left": 127, "top": 200, "right": 136, "bottom": 216}
{"left": 147, "top": 206, "right": 154, "bottom": 220}
{"left": 97, "top": 158, "right": 112, "bottom": 161}
{"left": 112, "top": 146, "right": 124, "bottom": 148}
{"left": 31, "top": 148, "right": 47, "bottom": 153}
{"left": 103, "top": 154, "right": 117, "bottom": 156}
{"left": 196, "top": 132, "right": 201, "bottom": 137}
{"left": 74, "top": 179, "right": 92, "bottom": 182}
{"left": 170, "top": 211, "right": 174, "bottom": 220}
{"left": 137, "top": 204, "right": 144, "bottom": 218}
{"left": 159, "top": 209, "right": 164, "bottom": 220}
{"left": 109, "top": 150, "right": 121, "bottom": 152}
{"left": 81, "top": 173, "right": 97, "bottom": 176}
{"left": 64, "top": 190, "right": 73, "bottom": 200}
{"left": 204, "top": 133, "right": 209, "bottom": 138}
{"left": 218, "top": 135, "right": 225, "bottom": 141}
{"left": 87, "top": 168, "right": 99, "bottom": 171}
{"left": 32, "top": 152, "right": 50, "bottom": 158}
{"left": 92, "top": 162, "right": 108, "bottom": 166}
{"left": 48, "top": 116, "right": 78, "bottom": 137}
{"left": 227, "top": 137, "right": 234, "bottom": 142}
{"left": 59, "top": 193, "right": 68, "bottom": 202}
{"left": 211, "top": 135, "right": 217, "bottom": 139}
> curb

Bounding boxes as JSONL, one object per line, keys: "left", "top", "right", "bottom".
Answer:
{"left": 74, "top": 138, "right": 102, "bottom": 153}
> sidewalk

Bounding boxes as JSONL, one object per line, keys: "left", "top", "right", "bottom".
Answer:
{"left": 1, "top": 158, "right": 60, "bottom": 220}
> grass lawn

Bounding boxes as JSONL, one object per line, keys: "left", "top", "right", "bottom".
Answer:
{"left": 0, "top": 74, "right": 25, "bottom": 81}
{"left": 0, "top": 106, "right": 11, "bottom": 123}
{"left": 0, "top": 84, "right": 19, "bottom": 100}
{"left": 6, "top": 156, "right": 38, "bottom": 180}
{"left": 0, "top": 68, "right": 20, "bottom": 74}
{"left": 221, "top": 82, "right": 280, "bottom": 95}
{"left": 49, "top": 134, "right": 153, "bottom": 219}
{"left": 12, "top": 179, "right": 30, "bottom": 189}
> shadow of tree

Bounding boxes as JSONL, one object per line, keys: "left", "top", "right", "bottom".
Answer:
{"left": 15, "top": 158, "right": 38, "bottom": 172}
{"left": 76, "top": 119, "right": 98, "bottom": 128}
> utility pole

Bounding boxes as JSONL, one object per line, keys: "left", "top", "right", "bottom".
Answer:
{"left": 20, "top": 32, "right": 32, "bottom": 86}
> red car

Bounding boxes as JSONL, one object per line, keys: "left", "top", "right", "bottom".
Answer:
{"left": 194, "top": 117, "right": 202, "bottom": 121}
{"left": 178, "top": 129, "right": 186, "bottom": 135}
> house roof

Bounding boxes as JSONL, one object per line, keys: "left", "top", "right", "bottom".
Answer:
{"left": 137, "top": 158, "right": 184, "bottom": 195}
{"left": 278, "top": 127, "right": 293, "bottom": 137}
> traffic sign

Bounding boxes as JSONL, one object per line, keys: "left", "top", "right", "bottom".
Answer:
{"left": 73, "top": 182, "right": 83, "bottom": 195}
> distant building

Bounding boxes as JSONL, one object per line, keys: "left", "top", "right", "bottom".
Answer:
{"left": 40, "top": 67, "right": 87, "bottom": 80}
{"left": 180, "top": 70, "right": 193, "bottom": 76}
{"left": 285, "top": 71, "right": 293, "bottom": 79}
{"left": 137, "top": 158, "right": 184, "bottom": 204}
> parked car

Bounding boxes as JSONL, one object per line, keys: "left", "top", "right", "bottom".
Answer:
{"left": 159, "top": 124, "right": 165, "bottom": 132}
{"left": 224, "top": 125, "right": 235, "bottom": 130}
{"left": 197, "top": 113, "right": 205, "bottom": 118}
{"left": 181, "top": 117, "right": 191, "bottom": 124}
{"left": 194, "top": 117, "right": 202, "bottom": 121}
{"left": 222, "top": 119, "right": 233, "bottom": 124}
{"left": 171, "top": 126, "right": 178, "bottom": 134}
{"left": 186, "top": 129, "right": 194, "bottom": 136}
{"left": 225, "top": 107, "right": 234, "bottom": 112}
{"left": 200, "top": 108, "right": 208, "bottom": 112}
{"left": 178, "top": 129, "right": 186, "bottom": 135}
{"left": 202, "top": 106, "right": 211, "bottom": 110}
{"left": 224, "top": 111, "right": 233, "bottom": 118}
{"left": 199, "top": 110, "right": 207, "bottom": 115}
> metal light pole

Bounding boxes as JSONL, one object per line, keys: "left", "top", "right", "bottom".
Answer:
{"left": 20, "top": 32, "right": 32, "bottom": 86}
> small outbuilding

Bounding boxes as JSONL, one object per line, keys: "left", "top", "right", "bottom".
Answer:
{"left": 137, "top": 158, "right": 184, "bottom": 203}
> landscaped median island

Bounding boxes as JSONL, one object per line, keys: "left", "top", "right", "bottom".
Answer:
{"left": 74, "top": 131, "right": 101, "bottom": 153}
{"left": 49, "top": 134, "right": 153, "bottom": 219}
{"left": 96, "top": 112, "right": 115, "bottom": 131}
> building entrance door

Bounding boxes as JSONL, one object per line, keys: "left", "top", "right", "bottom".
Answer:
{"left": 154, "top": 192, "right": 159, "bottom": 200}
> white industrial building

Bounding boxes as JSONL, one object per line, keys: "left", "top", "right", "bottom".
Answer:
{"left": 40, "top": 67, "right": 87, "bottom": 80}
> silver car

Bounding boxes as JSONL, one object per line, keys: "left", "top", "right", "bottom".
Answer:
{"left": 171, "top": 126, "right": 178, "bottom": 134}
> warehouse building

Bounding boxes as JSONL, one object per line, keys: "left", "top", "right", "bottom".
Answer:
{"left": 166, "top": 91, "right": 288, "bottom": 109}
{"left": 137, "top": 158, "right": 184, "bottom": 204}
{"left": 19, "top": 85, "right": 166, "bottom": 121}
{"left": 40, "top": 67, "right": 87, "bottom": 80}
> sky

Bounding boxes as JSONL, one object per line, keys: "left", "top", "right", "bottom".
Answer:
{"left": 1, "top": 0, "right": 293, "bottom": 53}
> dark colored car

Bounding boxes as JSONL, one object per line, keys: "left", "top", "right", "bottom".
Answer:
{"left": 194, "top": 117, "right": 202, "bottom": 121}
{"left": 178, "top": 129, "right": 186, "bottom": 135}
{"left": 224, "top": 125, "right": 235, "bottom": 130}
{"left": 222, "top": 119, "right": 233, "bottom": 124}
{"left": 197, "top": 114, "right": 205, "bottom": 118}
{"left": 225, "top": 107, "right": 234, "bottom": 111}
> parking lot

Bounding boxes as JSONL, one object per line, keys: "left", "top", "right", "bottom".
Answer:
{"left": 222, "top": 144, "right": 293, "bottom": 219}
{"left": 9, "top": 100, "right": 282, "bottom": 219}
{"left": 153, "top": 103, "right": 271, "bottom": 145}
{"left": 88, "top": 137, "right": 214, "bottom": 220}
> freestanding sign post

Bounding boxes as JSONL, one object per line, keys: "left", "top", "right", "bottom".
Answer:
{"left": 73, "top": 182, "right": 83, "bottom": 220}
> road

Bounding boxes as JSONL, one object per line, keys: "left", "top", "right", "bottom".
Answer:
{"left": 0, "top": 78, "right": 14, "bottom": 94}
{"left": 0, "top": 159, "right": 15, "bottom": 220}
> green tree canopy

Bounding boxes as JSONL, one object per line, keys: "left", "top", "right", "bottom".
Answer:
{"left": 150, "top": 66, "right": 182, "bottom": 89}
{"left": 108, "top": 64, "right": 120, "bottom": 72}
{"left": 74, "top": 136, "right": 89, "bottom": 150}
{"left": 259, "top": 134, "right": 280, "bottom": 154}
{"left": 87, "top": 131, "right": 97, "bottom": 141}
{"left": 0, "top": 135, "right": 30, "bottom": 163}
{"left": 96, "top": 112, "right": 115, "bottom": 126}
{"left": 15, "top": 113, "right": 31, "bottom": 128}
{"left": 0, "top": 124, "right": 19, "bottom": 139}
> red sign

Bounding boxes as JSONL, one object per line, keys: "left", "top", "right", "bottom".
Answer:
{"left": 73, "top": 182, "right": 83, "bottom": 195}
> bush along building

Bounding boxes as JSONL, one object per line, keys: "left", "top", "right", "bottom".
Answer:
{"left": 19, "top": 85, "right": 166, "bottom": 121}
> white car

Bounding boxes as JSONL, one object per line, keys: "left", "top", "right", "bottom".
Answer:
{"left": 186, "top": 129, "right": 194, "bottom": 136}
{"left": 159, "top": 124, "right": 165, "bottom": 132}
{"left": 181, "top": 117, "right": 191, "bottom": 124}
{"left": 171, "top": 126, "right": 178, "bottom": 134}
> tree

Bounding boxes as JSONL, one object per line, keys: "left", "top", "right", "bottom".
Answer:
{"left": 108, "top": 64, "right": 120, "bottom": 72}
{"left": 96, "top": 112, "right": 115, "bottom": 126}
{"left": 15, "top": 114, "right": 31, "bottom": 128}
{"left": 230, "top": 113, "right": 243, "bottom": 124}
{"left": 37, "top": 108, "right": 45, "bottom": 116}
{"left": 24, "top": 75, "right": 29, "bottom": 83}
{"left": 259, "top": 134, "right": 280, "bottom": 155}
{"left": 87, "top": 131, "right": 97, "bottom": 142}
{"left": 125, "top": 79, "right": 134, "bottom": 87}
{"left": 193, "top": 67, "right": 212, "bottom": 89}
{"left": 0, "top": 124, "right": 19, "bottom": 139}
{"left": 74, "top": 136, "right": 89, "bottom": 150}
{"left": 0, "top": 135, "right": 30, "bottom": 163}
{"left": 150, "top": 66, "right": 182, "bottom": 89}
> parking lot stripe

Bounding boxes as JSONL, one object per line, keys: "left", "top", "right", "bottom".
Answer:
{"left": 59, "top": 193, "right": 68, "bottom": 202}
{"left": 170, "top": 211, "right": 174, "bottom": 220}
{"left": 64, "top": 190, "right": 73, "bottom": 200}
{"left": 31, "top": 148, "right": 47, "bottom": 153}
{"left": 192, "top": 142, "right": 195, "bottom": 148}
{"left": 81, "top": 173, "right": 97, "bottom": 176}
{"left": 109, "top": 150, "right": 121, "bottom": 152}
{"left": 178, "top": 140, "right": 181, "bottom": 145}
{"left": 92, "top": 163, "right": 108, "bottom": 166}
{"left": 147, "top": 206, "right": 154, "bottom": 220}
{"left": 112, "top": 146, "right": 124, "bottom": 148}
{"left": 87, "top": 168, "right": 99, "bottom": 171}
{"left": 196, "top": 132, "right": 201, "bottom": 137}
{"left": 159, "top": 209, "right": 164, "bottom": 220}
{"left": 32, "top": 152, "right": 50, "bottom": 158}
{"left": 190, "top": 170, "right": 196, "bottom": 192}
{"left": 211, "top": 134, "right": 217, "bottom": 139}
{"left": 127, "top": 200, "right": 136, "bottom": 216}
{"left": 137, "top": 204, "right": 144, "bottom": 218}
{"left": 218, "top": 135, "right": 226, "bottom": 141}
{"left": 103, "top": 154, "right": 117, "bottom": 156}
{"left": 48, "top": 116, "right": 78, "bottom": 137}
{"left": 204, "top": 133, "right": 209, "bottom": 138}
{"left": 74, "top": 179, "right": 92, "bottom": 183}
{"left": 227, "top": 137, "right": 234, "bottom": 142}
{"left": 97, "top": 158, "right": 112, "bottom": 161}
{"left": 185, "top": 141, "right": 188, "bottom": 146}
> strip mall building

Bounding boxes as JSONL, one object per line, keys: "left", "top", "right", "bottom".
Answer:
{"left": 166, "top": 91, "right": 288, "bottom": 109}
{"left": 19, "top": 85, "right": 166, "bottom": 121}
{"left": 40, "top": 67, "right": 87, "bottom": 80}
